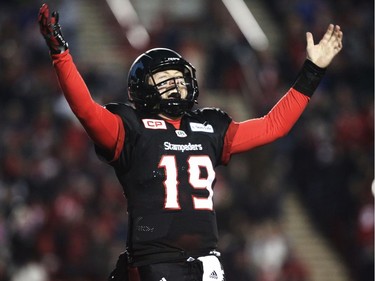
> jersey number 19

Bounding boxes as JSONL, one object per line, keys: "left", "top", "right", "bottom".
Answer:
{"left": 159, "top": 155, "right": 215, "bottom": 211}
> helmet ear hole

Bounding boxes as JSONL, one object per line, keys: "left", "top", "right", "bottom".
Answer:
{"left": 127, "top": 48, "right": 199, "bottom": 116}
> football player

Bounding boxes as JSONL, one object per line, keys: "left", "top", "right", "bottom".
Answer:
{"left": 38, "top": 3, "right": 343, "bottom": 281}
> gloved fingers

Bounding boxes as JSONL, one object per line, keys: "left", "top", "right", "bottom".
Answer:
{"left": 38, "top": 3, "right": 68, "bottom": 54}
{"left": 51, "top": 11, "right": 59, "bottom": 25}
{"left": 38, "top": 3, "right": 49, "bottom": 21}
{"left": 38, "top": 4, "right": 50, "bottom": 36}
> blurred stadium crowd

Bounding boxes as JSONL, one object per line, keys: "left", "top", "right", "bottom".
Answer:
{"left": 0, "top": 0, "right": 373, "bottom": 281}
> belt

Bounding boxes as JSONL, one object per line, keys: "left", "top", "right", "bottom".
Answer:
{"left": 129, "top": 249, "right": 221, "bottom": 267}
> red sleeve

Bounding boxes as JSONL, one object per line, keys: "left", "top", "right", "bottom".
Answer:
{"left": 223, "top": 88, "right": 310, "bottom": 157}
{"left": 51, "top": 50, "right": 124, "bottom": 158}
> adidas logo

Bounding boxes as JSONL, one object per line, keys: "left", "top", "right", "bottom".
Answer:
{"left": 209, "top": 270, "right": 218, "bottom": 279}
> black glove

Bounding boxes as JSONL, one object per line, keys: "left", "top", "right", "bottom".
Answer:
{"left": 38, "top": 3, "right": 69, "bottom": 54}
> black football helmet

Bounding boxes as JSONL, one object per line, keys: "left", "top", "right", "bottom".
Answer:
{"left": 127, "top": 48, "right": 199, "bottom": 117}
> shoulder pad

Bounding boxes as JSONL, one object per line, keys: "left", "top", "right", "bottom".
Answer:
{"left": 193, "top": 107, "right": 231, "bottom": 120}
{"left": 103, "top": 102, "right": 134, "bottom": 115}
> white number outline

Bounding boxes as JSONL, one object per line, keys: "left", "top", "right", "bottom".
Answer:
{"left": 158, "top": 155, "right": 215, "bottom": 210}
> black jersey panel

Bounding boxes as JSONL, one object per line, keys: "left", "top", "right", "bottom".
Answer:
{"left": 95, "top": 104, "right": 232, "bottom": 262}
{"left": 184, "top": 107, "right": 232, "bottom": 165}
{"left": 94, "top": 102, "right": 139, "bottom": 167}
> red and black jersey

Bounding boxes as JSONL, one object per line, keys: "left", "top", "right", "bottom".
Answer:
{"left": 96, "top": 104, "right": 232, "bottom": 264}
{"left": 51, "top": 50, "right": 325, "bottom": 266}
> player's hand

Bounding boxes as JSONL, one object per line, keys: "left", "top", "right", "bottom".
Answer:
{"left": 306, "top": 24, "right": 343, "bottom": 68}
{"left": 38, "top": 3, "right": 69, "bottom": 54}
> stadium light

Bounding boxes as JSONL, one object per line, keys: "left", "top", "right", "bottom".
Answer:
{"left": 106, "top": 0, "right": 150, "bottom": 49}
{"left": 221, "top": 0, "right": 269, "bottom": 51}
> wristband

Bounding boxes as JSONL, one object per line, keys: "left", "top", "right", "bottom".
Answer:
{"left": 292, "top": 60, "right": 326, "bottom": 97}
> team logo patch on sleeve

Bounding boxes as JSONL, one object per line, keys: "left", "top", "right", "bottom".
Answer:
{"left": 189, "top": 122, "right": 214, "bottom": 133}
{"left": 142, "top": 119, "right": 167, "bottom": 129}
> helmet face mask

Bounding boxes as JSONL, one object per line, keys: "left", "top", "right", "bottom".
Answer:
{"left": 128, "top": 48, "right": 199, "bottom": 117}
{"left": 152, "top": 72, "right": 188, "bottom": 100}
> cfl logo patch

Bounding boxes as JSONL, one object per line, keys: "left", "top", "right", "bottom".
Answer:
{"left": 142, "top": 119, "right": 167, "bottom": 129}
{"left": 175, "top": 130, "right": 187, "bottom": 138}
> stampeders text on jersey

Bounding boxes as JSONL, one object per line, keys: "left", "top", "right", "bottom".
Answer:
{"left": 164, "top": 142, "right": 203, "bottom": 152}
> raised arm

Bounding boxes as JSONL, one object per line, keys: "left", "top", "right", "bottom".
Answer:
{"left": 224, "top": 24, "right": 343, "bottom": 157}
{"left": 38, "top": 4, "right": 124, "bottom": 157}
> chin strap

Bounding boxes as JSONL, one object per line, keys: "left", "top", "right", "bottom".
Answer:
{"left": 159, "top": 99, "right": 193, "bottom": 117}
